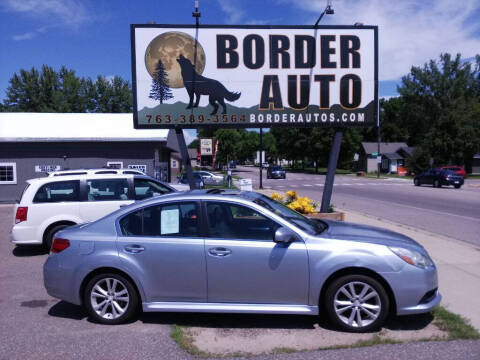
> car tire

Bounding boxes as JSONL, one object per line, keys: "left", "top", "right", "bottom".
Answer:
{"left": 414, "top": 179, "right": 420, "bottom": 186}
{"left": 44, "top": 224, "right": 71, "bottom": 251}
{"left": 454, "top": 184, "right": 461, "bottom": 189}
{"left": 434, "top": 180, "right": 441, "bottom": 188}
{"left": 84, "top": 273, "right": 139, "bottom": 325}
{"left": 325, "top": 274, "right": 389, "bottom": 333}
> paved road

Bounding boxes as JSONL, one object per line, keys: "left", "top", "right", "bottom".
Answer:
{"left": 1, "top": 205, "right": 480, "bottom": 360}
{"left": 234, "top": 166, "right": 480, "bottom": 246}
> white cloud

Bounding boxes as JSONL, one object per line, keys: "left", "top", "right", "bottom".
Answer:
{"left": 12, "top": 32, "right": 36, "bottom": 41}
{"left": 3, "top": 0, "right": 90, "bottom": 26}
{"left": 217, "top": 0, "right": 269, "bottom": 25}
{"left": 105, "top": 75, "right": 115, "bottom": 84}
{"left": 217, "top": 0, "right": 246, "bottom": 23}
{"left": 281, "top": 0, "right": 480, "bottom": 80}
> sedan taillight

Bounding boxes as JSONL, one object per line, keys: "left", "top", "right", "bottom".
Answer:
{"left": 15, "top": 207, "right": 28, "bottom": 224}
{"left": 51, "top": 238, "right": 70, "bottom": 253}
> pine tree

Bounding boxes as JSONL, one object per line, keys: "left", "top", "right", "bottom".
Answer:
{"left": 149, "top": 60, "right": 173, "bottom": 104}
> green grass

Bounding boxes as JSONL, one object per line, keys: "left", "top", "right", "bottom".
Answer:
{"left": 433, "top": 306, "right": 480, "bottom": 340}
{"left": 171, "top": 325, "right": 210, "bottom": 357}
{"left": 466, "top": 175, "right": 480, "bottom": 179}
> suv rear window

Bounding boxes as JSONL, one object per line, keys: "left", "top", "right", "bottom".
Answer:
{"left": 33, "top": 180, "right": 80, "bottom": 203}
{"left": 87, "top": 179, "right": 130, "bottom": 201}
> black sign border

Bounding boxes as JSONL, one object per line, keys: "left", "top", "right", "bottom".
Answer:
{"left": 131, "top": 24, "right": 379, "bottom": 129}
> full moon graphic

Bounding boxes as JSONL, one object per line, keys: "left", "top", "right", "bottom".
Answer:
{"left": 144, "top": 31, "right": 206, "bottom": 88}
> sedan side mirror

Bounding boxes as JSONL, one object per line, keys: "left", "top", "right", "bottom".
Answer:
{"left": 274, "top": 227, "right": 298, "bottom": 244}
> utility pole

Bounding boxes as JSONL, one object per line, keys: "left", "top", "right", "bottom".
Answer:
{"left": 377, "top": 97, "right": 381, "bottom": 178}
{"left": 315, "top": 0, "right": 337, "bottom": 213}
{"left": 259, "top": 128, "right": 263, "bottom": 189}
{"left": 175, "top": 0, "right": 202, "bottom": 190}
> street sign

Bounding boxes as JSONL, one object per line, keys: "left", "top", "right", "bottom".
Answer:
{"left": 200, "top": 138, "right": 213, "bottom": 155}
{"left": 131, "top": 24, "right": 378, "bottom": 129}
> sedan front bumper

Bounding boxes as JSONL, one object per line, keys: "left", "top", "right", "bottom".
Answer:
{"left": 381, "top": 264, "right": 440, "bottom": 316}
{"left": 397, "top": 290, "right": 442, "bottom": 315}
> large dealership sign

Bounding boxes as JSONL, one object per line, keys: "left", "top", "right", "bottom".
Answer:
{"left": 131, "top": 25, "right": 378, "bottom": 129}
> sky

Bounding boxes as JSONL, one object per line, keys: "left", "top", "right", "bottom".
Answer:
{"left": 1, "top": 0, "right": 480, "bottom": 142}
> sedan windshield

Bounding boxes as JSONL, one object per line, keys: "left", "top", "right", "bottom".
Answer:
{"left": 249, "top": 194, "right": 327, "bottom": 235}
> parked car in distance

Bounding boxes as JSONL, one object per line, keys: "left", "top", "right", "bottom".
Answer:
{"left": 397, "top": 166, "right": 408, "bottom": 176}
{"left": 414, "top": 169, "right": 464, "bottom": 189}
{"left": 44, "top": 189, "right": 440, "bottom": 332}
{"left": 11, "top": 173, "right": 176, "bottom": 249}
{"left": 261, "top": 162, "right": 269, "bottom": 168}
{"left": 440, "top": 166, "right": 466, "bottom": 178}
{"left": 178, "top": 172, "right": 205, "bottom": 189}
{"left": 267, "top": 165, "right": 286, "bottom": 179}
{"left": 195, "top": 171, "right": 223, "bottom": 185}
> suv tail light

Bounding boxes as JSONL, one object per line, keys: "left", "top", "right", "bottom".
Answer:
{"left": 51, "top": 238, "right": 70, "bottom": 253}
{"left": 15, "top": 207, "right": 28, "bottom": 224}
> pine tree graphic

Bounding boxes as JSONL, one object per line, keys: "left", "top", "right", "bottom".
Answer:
{"left": 149, "top": 59, "right": 173, "bottom": 104}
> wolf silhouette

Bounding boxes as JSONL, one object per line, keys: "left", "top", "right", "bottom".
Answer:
{"left": 177, "top": 54, "right": 241, "bottom": 115}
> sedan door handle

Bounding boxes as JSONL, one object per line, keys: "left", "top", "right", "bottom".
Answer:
{"left": 208, "top": 247, "right": 232, "bottom": 257}
{"left": 124, "top": 244, "right": 145, "bottom": 253}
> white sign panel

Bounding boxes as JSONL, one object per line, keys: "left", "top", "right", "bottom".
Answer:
{"left": 161, "top": 206, "right": 179, "bottom": 235}
{"left": 131, "top": 25, "right": 378, "bottom": 128}
{"left": 35, "top": 165, "right": 61, "bottom": 173}
{"left": 128, "top": 164, "right": 147, "bottom": 173}
{"left": 200, "top": 138, "right": 213, "bottom": 155}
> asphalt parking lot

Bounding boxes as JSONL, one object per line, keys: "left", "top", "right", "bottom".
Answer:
{"left": 1, "top": 204, "right": 480, "bottom": 360}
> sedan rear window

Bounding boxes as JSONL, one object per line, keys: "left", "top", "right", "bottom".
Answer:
{"left": 120, "top": 202, "right": 198, "bottom": 237}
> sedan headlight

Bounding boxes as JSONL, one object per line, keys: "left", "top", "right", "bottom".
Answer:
{"left": 389, "top": 246, "right": 433, "bottom": 268}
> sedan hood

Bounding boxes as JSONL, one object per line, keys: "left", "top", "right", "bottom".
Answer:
{"left": 321, "top": 220, "right": 423, "bottom": 249}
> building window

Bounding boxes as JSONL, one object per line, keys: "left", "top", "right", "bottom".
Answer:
{"left": 0, "top": 163, "right": 17, "bottom": 184}
{"left": 107, "top": 161, "right": 123, "bottom": 169}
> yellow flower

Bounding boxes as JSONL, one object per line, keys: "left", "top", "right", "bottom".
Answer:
{"left": 286, "top": 196, "right": 317, "bottom": 214}
{"left": 285, "top": 190, "right": 297, "bottom": 204}
{"left": 270, "top": 192, "right": 284, "bottom": 202}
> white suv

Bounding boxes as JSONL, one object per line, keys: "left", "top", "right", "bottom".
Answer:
{"left": 11, "top": 173, "right": 176, "bottom": 249}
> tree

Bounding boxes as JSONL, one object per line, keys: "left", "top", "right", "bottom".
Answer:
{"left": 214, "top": 129, "right": 241, "bottom": 165}
{"left": 149, "top": 60, "right": 173, "bottom": 104}
{"left": 1, "top": 65, "right": 132, "bottom": 113}
{"left": 397, "top": 53, "right": 480, "bottom": 170}
{"left": 188, "top": 139, "right": 199, "bottom": 149}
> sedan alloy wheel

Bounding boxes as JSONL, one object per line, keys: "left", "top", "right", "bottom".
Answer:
{"left": 325, "top": 275, "right": 389, "bottom": 332}
{"left": 84, "top": 273, "right": 138, "bottom": 324}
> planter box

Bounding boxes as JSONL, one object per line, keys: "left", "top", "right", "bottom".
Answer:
{"left": 306, "top": 211, "right": 345, "bottom": 221}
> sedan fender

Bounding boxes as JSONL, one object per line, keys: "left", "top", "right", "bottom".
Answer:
{"left": 307, "top": 240, "right": 404, "bottom": 306}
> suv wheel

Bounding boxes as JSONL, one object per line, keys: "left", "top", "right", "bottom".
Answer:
{"left": 84, "top": 273, "right": 139, "bottom": 324}
{"left": 454, "top": 184, "right": 461, "bottom": 189}
{"left": 45, "top": 224, "right": 71, "bottom": 250}
{"left": 325, "top": 274, "right": 389, "bottom": 332}
{"left": 434, "top": 180, "right": 441, "bottom": 188}
{"left": 414, "top": 179, "right": 420, "bottom": 186}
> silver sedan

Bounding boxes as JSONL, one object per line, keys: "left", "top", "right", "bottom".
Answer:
{"left": 43, "top": 190, "right": 440, "bottom": 332}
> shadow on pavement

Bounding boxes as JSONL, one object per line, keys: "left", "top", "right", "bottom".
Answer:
{"left": 141, "top": 311, "right": 434, "bottom": 333}
{"left": 48, "top": 301, "right": 88, "bottom": 321}
{"left": 385, "top": 312, "right": 434, "bottom": 330}
{"left": 141, "top": 312, "right": 326, "bottom": 330}
{"left": 12, "top": 245, "right": 48, "bottom": 257}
